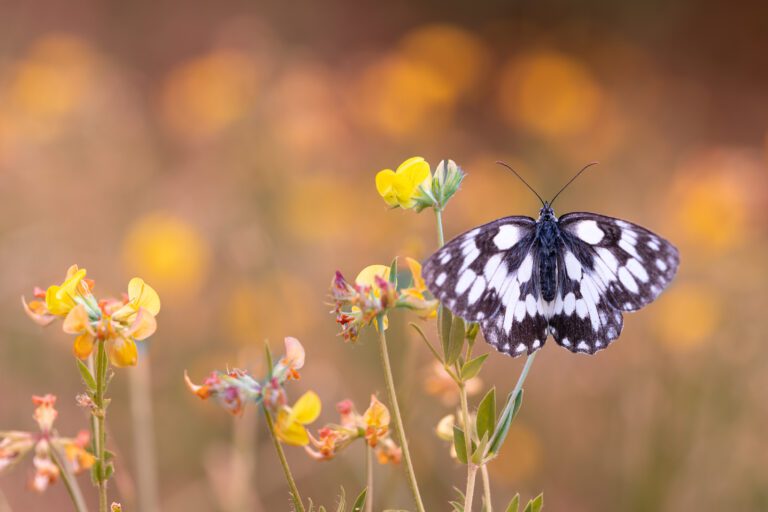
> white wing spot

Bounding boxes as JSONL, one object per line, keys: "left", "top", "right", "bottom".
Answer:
{"left": 575, "top": 299, "right": 588, "bottom": 319}
{"left": 619, "top": 237, "right": 642, "bottom": 261}
{"left": 514, "top": 301, "right": 526, "bottom": 322}
{"left": 490, "top": 264, "right": 508, "bottom": 291}
{"left": 618, "top": 267, "right": 639, "bottom": 293}
{"left": 514, "top": 343, "right": 526, "bottom": 353}
{"left": 484, "top": 254, "right": 504, "bottom": 281}
{"left": 532, "top": 339, "right": 541, "bottom": 349}
{"left": 656, "top": 258, "right": 668, "bottom": 271}
{"left": 456, "top": 270, "right": 476, "bottom": 294}
{"left": 595, "top": 340, "right": 603, "bottom": 348}
{"left": 577, "top": 341, "right": 590, "bottom": 351}
{"left": 596, "top": 247, "right": 619, "bottom": 273}
{"left": 517, "top": 254, "right": 534, "bottom": 283}
{"left": 468, "top": 277, "right": 486, "bottom": 304}
{"left": 564, "top": 252, "right": 582, "bottom": 281}
{"left": 525, "top": 294, "right": 537, "bottom": 317}
{"left": 647, "top": 238, "right": 661, "bottom": 251}
{"left": 607, "top": 327, "right": 617, "bottom": 338}
{"left": 436, "top": 273, "right": 447, "bottom": 286}
{"left": 493, "top": 224, "right": 521, "bottom": 250}
{"left": 439, "top": 252, "right": 451, "bottom": 264}
{"left": 562, "top": 337, "right": 572, "bottom": 347}
{"left": 626, "top": 258, "right": 650, "bottom": 282}
{"left": 460, "top": 241, "right": 480, "bottom": 271}
{"left": 563, "top": 292, "right": 576, "bottom": 315}
{"left": 575, "top": 220, "right": 605, "bottom": 244}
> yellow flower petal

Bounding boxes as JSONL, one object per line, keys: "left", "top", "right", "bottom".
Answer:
{"left": 128, "top": 278, "right": 161, "bottom": 316}
{"left": 288, "top": 390, "right": 322, "bottom": 425}
{"left": 405, "top": 257, "right": 426, "bottom": 291}
{"left": 375, "top": 169, "right": 399, "bottom": 207}
{"left": 275, "top": 409, "right": 311, "bottom": 446}
{"left": 282, "top": 336, "right": 305, "bottom": 370}
{"left": 108, "top": 337, "right": 138, "bottom": 367}
{"left": 128, "top": 309, "right": 157, "bottom": 340}
{"left": 63, "top": 304, "right": 90, "bottom": 334}
{"left": 363, "top": 395, "right": 390, "bottom": 428}
{"left": 72, "top": 333, "right": 94, "bottom": 360}
{"left": 355, "top": 265, "right": 391, "bottom": 287}
{"left": 45, "top": 285, "right": 76, "bottom": 316}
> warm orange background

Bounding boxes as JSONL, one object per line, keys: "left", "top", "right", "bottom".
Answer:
{"left": 1, "top": 1, "right": 767, "bottom": 511}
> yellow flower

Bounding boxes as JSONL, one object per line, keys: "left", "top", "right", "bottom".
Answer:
{"left": 274, "top": 391, "right": 322, "bottom": 446}
{"left": 112, "top": 277, "right": 161, "bottom": 321}
{"left": 62, "top": 304, "right": 95, "bottom": 359}
{"left": 45, "top": 265, "right": 91, "bottom": 316}
{"left": 362, "top": 395, "right": 390, "bottom": 447}
{"left": 355, "top": 264, "right": 392, "bottom": 331}
{"left": 375, "top": 157, "right": 433, "bottom": 210}
{"left": 398, "top": 257, "right": 438, "bottom": 319}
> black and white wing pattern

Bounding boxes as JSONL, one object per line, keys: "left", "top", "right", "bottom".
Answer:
{"left": 422, "top": 216, "right": 548, "bottom": 357}
{"left": 550, "top": 212, "right": 679, "bottom": 354}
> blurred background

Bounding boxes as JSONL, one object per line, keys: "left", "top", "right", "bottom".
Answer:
{"left": 1, "top": 0, "right": 767, "bottom": 510}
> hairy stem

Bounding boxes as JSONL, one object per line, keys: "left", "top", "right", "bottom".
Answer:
{"left": 481, "top": 464, "right": 492, "bottom": 512}
{"left": 51, "top": 445, "right": 89, "bottom": 512}
{"left": 435, "top": 209, "right": 445, "bottom": 247}
{"left": 375, "top": 316, "right": 426, "bottom": 512}
{"left": 261, "top": 405, "right": 305, "bottom": 512}
{"left": 94, "top": 340, "right": 109, "bottom": 512}
{"left": 459, "top": 381, "right": 476, "bottom": 512}
{"left": 365, "top": 446, "right": 374, "bottom": 512}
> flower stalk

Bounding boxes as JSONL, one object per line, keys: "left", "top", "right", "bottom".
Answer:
{"left": 50, "top": 445, "right": 89, "bottom": 512}
{"left": 262, "top": 404, "right": 305, "bottom": 512}
{"left": 94, "top": 340, "right": 110, "bottom": 512}
{"left": 374, "top": 316, "right": 425, "bottom": 512}
{"left": 365, "top": 446, "right": 374, "bottom": 512}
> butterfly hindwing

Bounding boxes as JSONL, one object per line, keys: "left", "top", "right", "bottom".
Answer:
{"left": 558, "top": 212, "right": 680, "bottom": 312}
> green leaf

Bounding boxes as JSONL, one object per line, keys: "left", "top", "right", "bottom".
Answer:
{"left": 460, "top": 353, "right": 488, "bottom": 381}
{"left": 471, "top": 432, "right": 489, "bottom": 464}
{"left": 335, "top": 486, "right": 347, "bottom": 512}
{"left": 453, "top": 425, "right": 468, "bottom": 464}
{"left": 440, "top": 307, "right": 453, "bottom": 358}
{"left": 104, "top": 450, "right": 115, "bottom": 461}
{"left": 523, "top": 494, "right": 543, "bottom": 512}
{"left": 446, "top": 315, "right": 466, "bottom": 366}
{"left": 505, "top": 494, "right": 520, "bottom": 512}
{"left": 104, "top": 463, "right": 114, "bottom": 481}
{"left": 476, "top": 387, "right": 496, "bottom": 440}
{"left": 264, "top": 342, "right": 274, "bottom": 378}
{"left": 389, "top": 257, "right": 398, "bottom": 287}
{"left": 466, "top": 322, "right": 479, "bottom": 348}
{"left": 487, "top": 389, "right": 524, "bottom": 457}
{"left": 351, "top": 488, "right": 367, "bottom": 512}
{"left": 76, "top": 359, "right": 97, "bottom": 391}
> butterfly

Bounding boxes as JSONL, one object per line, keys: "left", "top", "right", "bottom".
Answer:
{"left": 422, "top": 162, "right": 680, "bottom": 356}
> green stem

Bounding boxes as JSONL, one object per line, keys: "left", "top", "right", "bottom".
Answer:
{"left": 510, "top": 353, "right": 537, "bottom": 410}
{"left": 435, "top": 209, "right": 445, "bottom": 247}
{"left": 481, "top": 464, "right": 492, "bottom": 512}
{"left": 458, "top": 381, "right": 476, "bottom": 512}
{"left": 261, "top": 404, "right": 305, "bottom": 512}
{"left": 94, "top": 340, "right": 109, "bottom": 512}
{"left": 375, "top": 317, "right": 426, "bottom": 512}
{"left": 365, "top": 446, "right": 373, "bottom": 512}
{"left": 129, "top": 356, "right": 160, "bottom": 512}
{"left": 51, "top": 445, "right": 90, "bottom": 512}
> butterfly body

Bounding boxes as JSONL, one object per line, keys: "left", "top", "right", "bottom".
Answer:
{"left": 423, "top": 206, "right": 679, "bottom": 356}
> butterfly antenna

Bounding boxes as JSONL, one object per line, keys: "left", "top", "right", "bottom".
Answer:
{"left": 549, "top": 161, "right": 600, "bottom": 206}
{"left": 495, "top": 161, "right": 546, "bottom": 207}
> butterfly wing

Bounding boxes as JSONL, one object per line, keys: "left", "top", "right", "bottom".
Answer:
{"left": 423, "top": 216, "right": 548, "bottom": 356}
{"left": 547, "top": 212, "right": 679, "bottom": 354}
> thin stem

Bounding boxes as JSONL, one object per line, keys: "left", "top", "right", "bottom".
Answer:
{"left": 50, "top": 445, "right": 89, "bottom": 512}
{"left": 458, "top": 380, "right": 476, "bottom": 512}
{"left": 129, "top": 355, "right": 159, "bottom": 512}
{"left": 435, "top": 209, "right": 445, "bottom": 247}
{"left": 261, "top": 404, "right": 305, "bottom": 512}
{"left": 481, "top": 465, "right": 492, "bottom": 512}
{"left": 375, "top": 317, "right": 426, "bottom": 512}
{"left": 510, "top": 353, "right": 537, "bottom": 411}
{"left": 94, "top": 340, "right": 109, "bottom": 512}
{"left": 365, "top": 446, "right": 373, "bottom": 512}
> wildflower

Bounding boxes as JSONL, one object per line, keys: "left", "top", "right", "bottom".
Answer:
{"left": 274, "top": 391, "right": 322, "bottom": 446}
{"left": 376, "top": 157, "right": 433, "bottom": 210}
{"left": 185, "top": 337, "right": 308, "bottom": 416}
{"left": 306, "top": 396, "right": 401, "bottom": 464}
{"left": 0, "top": 395, "right": 94, "bottom": 492}
{"left": 331, "top": 259, "right": 436, "bottom": 342}
{"left": 24, "top": 267, "right": 161, "bottom": 367}
{"left": 375, "top": 157, "right": 465, "bottom": 212}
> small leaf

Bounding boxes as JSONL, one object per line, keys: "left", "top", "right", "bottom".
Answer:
{"left": 104, "top": 463, "right": 114, "bottom": 480}
{"left": 523, "top": 494, "right": 543, "bottom": 512}
{"left": 466, "top": 322, "right": 480, "bottom": 348}
{"left": 335, "top": 486, "right": 347, "bottom": 512}
{"left": 351, "top": 488, "right": 367, "bottom": 512}
{"left": 460, "top": 353, "right": 488, "bottom": 381}
{"left": 409, "top": 323, "right": 443, "bottom": 364}
{"left": 104, "top": 450, "right": 115, "bottom": 461}
{"left": 446, "top": 315, "right": 466, "bottom": 366}
{"left": 389, "top": 257, "right": 398, "bottom": 287}
{"left": 440, "top": 307, "right": 453, "bottom": 357}
{"left": 453, "top": 425, "right": 468, "bottom": 464}
{"left": 76, "top": 360, "right": 97, "bottom": 391}
{"left": 264, "top": 342, "right": 274, "bottom": 378}
{"left": 487, "top": 389, "right": 524, "bottom": 457}
{"left": 476, "top": 387, "right": 496, "bottom": 440}
{"left": 471, "top": 432, "right": 489, "bottom": 464}
{"left": 505, "top": 494, "right": 520, "bottom": 512}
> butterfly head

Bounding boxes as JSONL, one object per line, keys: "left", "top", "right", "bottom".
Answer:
{"left": 539, "top": 203, "right": 556, "bottom": 221}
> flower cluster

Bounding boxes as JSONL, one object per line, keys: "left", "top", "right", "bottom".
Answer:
{"left": 23, "top": 265, "right": 161, "bottom": 367}
{"left": 0, "top": 395, "right": 94, "bottom": 492}
{"left": 305, "top": 396, "right": 401, "bottom": 464}
{"left": 375, "top": 157, "right": 465, "bottom": 212}
{"left": 185, "top": 337, "right": 321, "bottom": 445}
{"left": 331, "top": 258, "right": 437, "bottom": 342}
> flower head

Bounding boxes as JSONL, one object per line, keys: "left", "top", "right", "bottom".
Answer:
{"left": 0, "top": 395, "right": 94, "bottom": 493}
{"left": 274, "top": 391, "right": 322, "bottom": 446}
{"left": 362, "top": 395, "right": 390, "bottom": 447}
{"left": 376, "top": 157, "right": 433, "bottom": 210}
{"left": 24, "top": 266, "right": 161, "bottom": 367}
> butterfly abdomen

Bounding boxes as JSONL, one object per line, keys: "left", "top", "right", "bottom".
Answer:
{"left": 536, "top": 218, "right": 560, "bottom": 302}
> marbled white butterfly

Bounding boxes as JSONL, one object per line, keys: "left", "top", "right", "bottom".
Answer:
{"left": 423, "top": 163, "right": 679, "bottom": 356}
